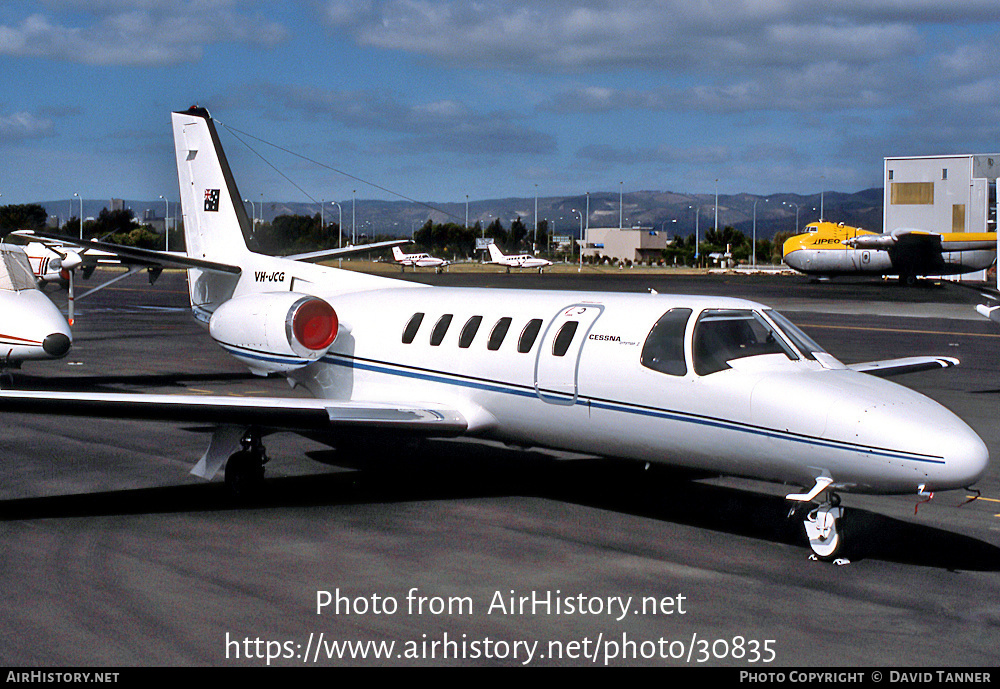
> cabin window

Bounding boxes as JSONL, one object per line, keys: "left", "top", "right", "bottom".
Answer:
{"left": 640, "top": 308, "right": 691, "bottom": 376}
{"left": 517, "top": 319, "right": 543, "bottom": 353}
{"left": 402, "top": 312, "right": 424, "bottom": 344}
{"left": 552, "top": 321, "right": 579, "bottom": 357}
{"left": 487, "top": 317, "right": 512, "bottom": 350}
{"left": 459, "top": 316, "right": 483, "bottom": 348}
{"left": 430, "top": 314, "right": 453, "bottom": 346}
{"left": 692, "top": 309, "right": 796, "bottom": 376}
{"left": 0, "top": 248, "right": 37, "bottom": 292}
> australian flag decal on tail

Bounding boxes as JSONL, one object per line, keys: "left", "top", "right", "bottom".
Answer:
{"left": 204, "top": 189, "right": 220, "bottom": 212}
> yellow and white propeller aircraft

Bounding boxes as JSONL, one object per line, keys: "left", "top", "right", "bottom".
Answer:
{"left": 0, "top": 108, "right": 989, "bottom": 562}
{"left": 0, "top": 243, "right": 72, "bottom": 367}
{"left": 487, "top": 243, "right": 553, "bottom": 273}
{"left": 782, "top": 221, "right": 996, "bottom": 285}
{"left": 391, "top": 245, "right": 449, "bottom": 273}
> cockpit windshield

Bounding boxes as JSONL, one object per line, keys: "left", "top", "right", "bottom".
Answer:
{"left": 692, "top": 309, "right": 797, "bottom": 375}
{"left": 763, "top": 310, "right": 827, "bottom": 361}
{"left": 0, "top": 245, "right": 37, "bottom": 292}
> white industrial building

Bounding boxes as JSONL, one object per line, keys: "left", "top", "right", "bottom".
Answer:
{"left": 883, "top": 154, "right": 998, "bottom": 235}
{"left": 883, "top": 154, "right": 998, "bottom": 282}
{"left": 580, "top": 226, "right": 671, "bottom": 264}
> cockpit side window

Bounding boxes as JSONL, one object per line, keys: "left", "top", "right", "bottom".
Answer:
{"left": 692, "top": 309, "right": 797, "bottom": 376}
{"left": 640, "top": 308, "right": 691, "bottom": 376}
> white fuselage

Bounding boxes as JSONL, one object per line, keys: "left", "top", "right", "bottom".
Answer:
{"left": 201, "top": 254, "right": 987, "bottom": 497}
{"left": 0, "top": 289, "right": 73, "bottom": 364}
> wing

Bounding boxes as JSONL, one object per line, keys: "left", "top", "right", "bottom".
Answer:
{"left": 0, "top": 389, "right": 466, "bottom": 431}
{"left": 847, "top": 356, "right": 958, "bottom": 377}
{"left": 0, "top": 390, "right": 467, "bottom": 479}
{"left": 29, "top": 232, "right": 241, "bottom": 274}
{"left": 285, "top": 239, "right": 412, "bottom": 263}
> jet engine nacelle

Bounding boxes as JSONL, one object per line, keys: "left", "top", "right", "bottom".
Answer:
{"left": 209, "top": 292, "right": 339, "bottom": 374}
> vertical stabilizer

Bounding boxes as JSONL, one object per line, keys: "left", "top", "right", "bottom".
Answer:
{"left": 488, "top": 243, "right": 504, "bottom": 262}
{"left": 171, "top": 107, "right": 249, "bottom": 315}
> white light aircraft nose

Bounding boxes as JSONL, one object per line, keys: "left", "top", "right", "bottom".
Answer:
{"left": 752, "top": 369, "right": 988, "bottom": 494}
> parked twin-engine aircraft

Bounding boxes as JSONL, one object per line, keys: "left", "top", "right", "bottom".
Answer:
{"left": 391, "top": 245, "right": 449, "bottom": 273}
{"left": 0, "top": 108, "right": 988, "bottom": 562}
{"left": 0, "top": 243, "right": 72, "bottom": 367}
{"left": 783, "top": 221, "right": 996, "bottom": 284}
{"left": 6, "top": 230, "right": 114, "bottom": 285}
{"left": 487, "top": 243, "right": 553, "bottom": 273}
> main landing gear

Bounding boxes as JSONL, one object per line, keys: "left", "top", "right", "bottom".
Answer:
{"left": 786, "top": 477, "right": 848, "bottom": 564}
{"left": 224, "top": 431, "right": 268, "bottom": 500}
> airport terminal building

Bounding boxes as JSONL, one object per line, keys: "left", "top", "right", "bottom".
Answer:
{"left": 580, "top": 226, "right": 671, "bottom": 264}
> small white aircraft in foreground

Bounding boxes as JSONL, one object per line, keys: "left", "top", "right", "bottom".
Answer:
{"left": 0, "top": 243, "right": 72, "bottom": 367}
{"left": 0, "top": 107, "right": 987, "bottom": 562}
{"left": 391, "top": 245, "right": 449, "bottom": 273}
{"left": 487, "top": 243, "right": 553, "bottom": 273}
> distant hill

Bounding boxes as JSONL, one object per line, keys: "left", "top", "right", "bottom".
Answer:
{"left": 33, "top": 188, "right": 885, "bottom": 240}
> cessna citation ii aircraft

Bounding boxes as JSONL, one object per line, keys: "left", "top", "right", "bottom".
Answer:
{"left": 783, "top": 221, "right": 996, "bottom": 284}
{"left": 0, "top": 243, "right": 72, "bottom": 367}
{"left": 0, "top": 108, "right": 988, "bottom": 562}
{"left": 487, "top": 243, "right": 553, "bottom": 272}
{"left": 391, "top": 245, "right": 449, "bottom": 272}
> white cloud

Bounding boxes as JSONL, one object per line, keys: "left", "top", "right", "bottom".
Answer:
{"left": 0, "top": 2, "right": 288, "bottom": 66}
{"left": 0, "top": 111, "right": 55, "bottom": 142}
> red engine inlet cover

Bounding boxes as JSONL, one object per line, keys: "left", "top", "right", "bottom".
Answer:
{"left": 292, "top": 299, "right": 338, "bottom": 351}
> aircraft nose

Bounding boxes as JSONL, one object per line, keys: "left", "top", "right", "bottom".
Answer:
{"left": 42, "top": 332, "right": 71, "bottom": 357}
{"left": 782, "top": 249, "right": 805, "bottom": 271}
{"left": 943, "top": 423, "right": 989, "bottom": 488}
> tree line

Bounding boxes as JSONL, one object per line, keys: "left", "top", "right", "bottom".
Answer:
{"left": 1, "top": 204, "right": 791, "bottom": 265}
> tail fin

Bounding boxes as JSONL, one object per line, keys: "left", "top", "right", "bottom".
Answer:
{"left": 172, "top": 107, "right": 252, "bottom": 315}
{"left": 487, "top": 243, "right": 505, "bottom": 262}
{"left": 392, "top": 246, "right": 405, "bottom": 260}
{"left": 172, "top": 107, "right": 252, "bottom": 263}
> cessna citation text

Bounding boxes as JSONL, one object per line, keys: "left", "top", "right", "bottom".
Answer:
{"left": 783, "top": 221, "right": 996, "bottom": 284}
{"left": 0, "top": 108, "right": 987, "bottom": 562}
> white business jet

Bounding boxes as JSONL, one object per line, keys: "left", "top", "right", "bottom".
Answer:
{"left": 0, "top": 243, "right": 72, "bottom": 367}
{"left": 391, "top": 245, "right": 449, "bottom": 273}
{"left": 0, "top": 107, "right": 988, "bottom": 562}
{"left": 487, "top": 243, "right": 553, "bottom": 273}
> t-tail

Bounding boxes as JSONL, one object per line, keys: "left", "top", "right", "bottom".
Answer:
{"left": 171, "top": 106, "right": 254, "bottom": 317}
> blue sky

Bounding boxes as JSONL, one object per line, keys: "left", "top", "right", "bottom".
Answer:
{"left": 1, "top": 1, "right": 998, "bottom": 210}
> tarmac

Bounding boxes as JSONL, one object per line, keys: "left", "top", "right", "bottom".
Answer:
{"left": 2, "top": 267, "right": 999, "bottom": 667}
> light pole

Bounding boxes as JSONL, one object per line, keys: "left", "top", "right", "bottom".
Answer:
{"left": 572, "top": 208, "right": 583, "bottom": 271}
{"left": 533, "top": 184, "right": 538, "bottom": 248}
{"left": 465, "top": 194, "right": 469, "bottom": 230}
{"left": 159, "top": 195, "right": 170, "bottom": 251}
{"left": 352, "top": 190, "right": 356, "bottom": 244}
{"left": 783, "top": 201, "right": 800, "bottom": 233}
{"left": 752, "top": 197, "right": 768, "bottom": 267}
{"left": 73, "top": 192, "right": 82, "bottom": 239}
{"left": 619, "top": 182, "right": 623, "bottom": 230}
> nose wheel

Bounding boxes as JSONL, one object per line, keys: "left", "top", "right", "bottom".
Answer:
{"left": 787, "top": 478, "right": 847, "bottom": 562}
{"left": 803, "top": 496, "right": 844, "bottom": 561}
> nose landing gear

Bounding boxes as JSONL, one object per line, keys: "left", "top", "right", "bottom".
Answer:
{"left": 787, "top": 477, "right": 848, "bottom": 563}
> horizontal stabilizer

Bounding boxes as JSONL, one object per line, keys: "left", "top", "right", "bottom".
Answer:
{"left": 286, "top": 239, "right": 412, "bottom": 263}
{"left": 848, "top": 356, "right": 958, "bottom": 377}
{"left": 0, "top": 390, "right": 467, "bottom": 435}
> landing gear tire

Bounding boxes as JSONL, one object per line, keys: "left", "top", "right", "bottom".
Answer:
{"left": 224, "top": 449, "right": 265, "bottom": 501}
{"left": 803, "top": 502, "right": 845, "bottom": 561}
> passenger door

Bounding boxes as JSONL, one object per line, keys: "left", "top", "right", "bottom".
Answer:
{"left": 534, "top": 304, "right": 603, "bottom": 405}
